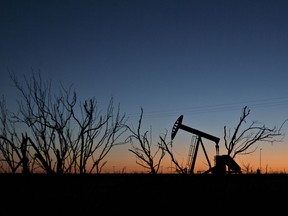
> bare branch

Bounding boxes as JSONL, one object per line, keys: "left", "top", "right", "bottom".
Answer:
{"left": 224, "top": 106, "right": 286, "bottom": 159}
{"left": 126, "top": 107, "right": 165, "bottom": 174}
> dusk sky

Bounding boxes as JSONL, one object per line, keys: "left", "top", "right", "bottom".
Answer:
{"left": 1, "top": 0, "right": 288, "bottom": 173}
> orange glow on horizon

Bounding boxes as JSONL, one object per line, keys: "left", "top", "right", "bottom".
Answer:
{"left": 104, "top": 139, "right": 288, "bottom": 174}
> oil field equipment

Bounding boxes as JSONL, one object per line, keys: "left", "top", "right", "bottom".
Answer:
{"left": 171, "top": 115, "right": 241, "bottom": 174}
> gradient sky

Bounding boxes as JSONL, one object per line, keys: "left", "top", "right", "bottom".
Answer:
{"left": 1, "top": 0, "right": 288, "bottom": 173}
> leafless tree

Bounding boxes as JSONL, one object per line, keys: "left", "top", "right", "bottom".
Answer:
{"left": 224, "top": 106, "right": 286, "bottom": 159}
{"left": 0, "top": 96, "right": 33, "bottom": 173}
{"left": 158, "top": 135, "right": 187, "bottom": 174}
{"left": 0, "top": 71, "right": 128, "bottom": 174}
{"left": 240, "top": 162, "right": 254, "bottom": 174}
{"left": 125, "top": 108, "right": 165, "bottom": 174}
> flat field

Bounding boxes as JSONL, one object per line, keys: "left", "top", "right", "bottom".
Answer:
{"left": 0, "top": 173, "right": 287, "bottom": 214}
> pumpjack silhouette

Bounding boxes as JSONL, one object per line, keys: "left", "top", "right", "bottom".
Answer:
{"left": 171, "top": 115, "right": 241, "bottom": 174}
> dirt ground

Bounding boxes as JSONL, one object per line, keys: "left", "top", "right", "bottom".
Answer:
{"left": 0, "top": 173, "right": 287, "bottom": 214}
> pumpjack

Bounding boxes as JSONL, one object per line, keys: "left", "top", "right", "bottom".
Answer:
{"left": 171, "top": 115, "right": 241, "bottom": 174}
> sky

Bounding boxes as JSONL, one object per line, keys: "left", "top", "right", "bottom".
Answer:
{"left": 1, "top": 0, "right": 288, "bottom": 173}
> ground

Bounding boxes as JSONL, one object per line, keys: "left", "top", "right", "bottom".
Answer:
{"left": 0, "top": 173, "right": 287, "bottom": 214}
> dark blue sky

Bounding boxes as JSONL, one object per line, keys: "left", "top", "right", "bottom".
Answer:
{"left": 1, "top": 0, "right": 288, "bottom": 171}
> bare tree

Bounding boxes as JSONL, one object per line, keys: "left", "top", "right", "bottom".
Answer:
{"left": 0, "top": 96, "right": 32, "bottom": 173}
{"left": 125, "top": 108, "right": 165, "bottom": 174}
{"left": 0, "top": 71, "right": 128, "bottom": 174}
{"left": 158, "top": 135, "right": 187, "bottom": 174}
{"left": 240, "top": 162, "right": 254, "bottom": 174}
{"left": 224, "top": 106, "right": 286, "bottom": 159}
